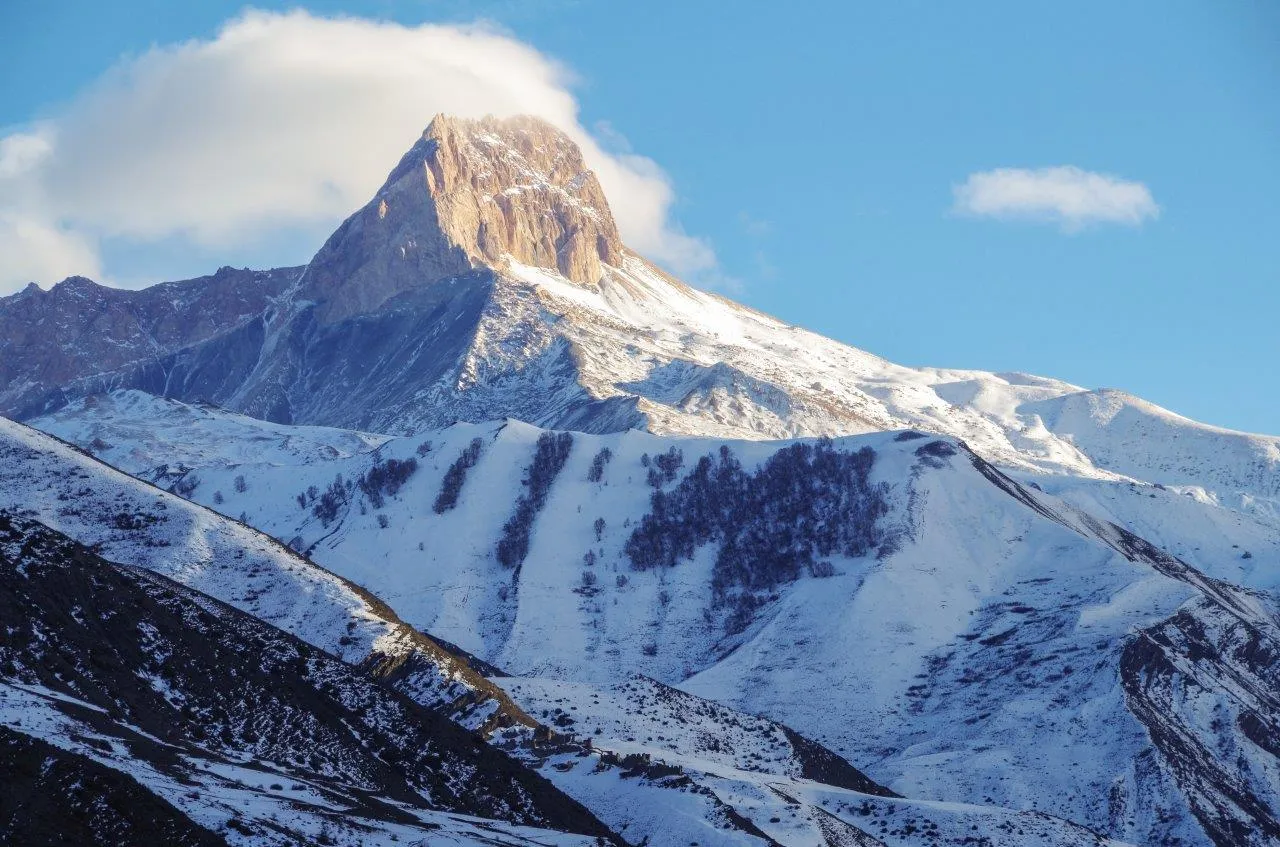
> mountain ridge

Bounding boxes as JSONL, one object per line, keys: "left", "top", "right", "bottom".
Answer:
{"left": 0, "top": 114, "right": 1274, "bottom": 512}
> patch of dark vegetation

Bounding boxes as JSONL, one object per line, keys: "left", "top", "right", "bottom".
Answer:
{"left": 311, "top": 475, "right": 352, "bottom": 527}
{"left": 433, "top": 438, "right": 484, "bottom": 514}
{"left": 646, "top": 447, "right": 684, "bottom": 488}
{"left": 893, "top": 430, "right": 928, "bottom": 441}
{"left": 587, "top": 447, "right": 612, "bottom": 482}
{"left": 978, "top": 627, "right": 1019, "bottom": 647}
{"left": 359, "top": 457, "right": 419, "bottom": 509}
{"left": 597, "top": 750, "right": 684, "bottom": 781}
{"left": 625, "top": 440, "right": 890, "bottom": 631}
{"left": 111, "top": 511, "right": 163, "bottom": 532}
{"left": 915, "top": 439, "right": 957, "bottom": 459}
{"left": 497, "top": 433, "right": 574, "bottom": 569}
{"left": 171, "top": 473, "right": 200, "bottom": 497}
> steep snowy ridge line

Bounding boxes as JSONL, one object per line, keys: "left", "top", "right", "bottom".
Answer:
{"left": 961, "top": 444, "right": 1280, "bottom": 845}
{"left": 0, "top": 415, "right": 537, "bottom": 734}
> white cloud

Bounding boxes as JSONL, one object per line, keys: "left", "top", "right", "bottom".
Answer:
{"left": 0, "top": 10, "right": 715, "bottom": 294}
{"left": 952, "top": 166, "right": 1159, "bottom": 231}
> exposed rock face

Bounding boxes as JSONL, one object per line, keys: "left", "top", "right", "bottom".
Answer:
{"left": 0, "top": 267, "right": 298, "bottom": 419}
{"left": 427, "top": 115, "right": 621, "bottom": 284}
{"left": 305, "top": 114, "right": 622, "bottom": 324}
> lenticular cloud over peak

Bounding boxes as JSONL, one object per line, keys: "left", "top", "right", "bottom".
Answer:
{"left": 0, "top": 10, "right": 716, "bottom": 294}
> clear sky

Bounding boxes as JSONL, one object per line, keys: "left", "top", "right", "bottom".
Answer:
{"left": 1, "top": 1, "right": 1277, "bottom": 434}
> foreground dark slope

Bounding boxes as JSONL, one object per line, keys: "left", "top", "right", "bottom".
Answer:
{"left": 0, "top": 512, "right": 615, "bottom": 845}
{"left": 0, "top": 414, "right": 537, "bottom": 735}
{"left": 0, "top": 727, "right": 225, "bottom": 847}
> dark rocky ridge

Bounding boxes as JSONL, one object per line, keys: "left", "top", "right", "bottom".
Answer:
{"left": 0, "top": 511, "right": 618, "bottom": 843}
{"left": 0, "top": 726, "right": 226, "bottom": 847}
{"left": 0, "top": 266, "right": 298, "bottom": 420}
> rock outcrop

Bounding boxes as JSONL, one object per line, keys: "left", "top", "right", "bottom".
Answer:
{"left": 304, "top": 114, "right": 622, "bottom": 324}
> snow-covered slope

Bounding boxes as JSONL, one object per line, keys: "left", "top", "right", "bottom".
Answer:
{"left": 495, "top": 674, "right": 1134, "bottom": 847}
{"left": 54, "top": 408, "right": 1279, "bottom": 845}
{"left": 37, "top": 390, "right": 389, "bottom": 474}
{"left": 2, "top": 407, "right": 1168, "bottom": 847}
{"left": 0, "top": 415, "right": 531, "bottom": 733}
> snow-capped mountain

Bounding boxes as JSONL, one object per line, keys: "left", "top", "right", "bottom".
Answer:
{"left": 4, "top": 112, "right": 1279, "bottom": 846}
{"left": 0, "top": 402, "right": 1141, "bottom": 847}
{"left": 3, "top": 115, "right": 1276, "bottom": 515}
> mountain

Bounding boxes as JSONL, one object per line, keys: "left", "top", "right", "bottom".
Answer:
{"left": 4, "top": 112, "right": 1279, "bottom": 846}
{"left": 0, "top": 266, "right": 300, "bottom": 421}
{"left": 2, "top": 407, "right": 1151, "bottom": 847}
{"left": 3, "top": 116, "right": 1276, "bottom": 512}
{"left": 0, "top": 399, "right": 1145, "bottom": 847}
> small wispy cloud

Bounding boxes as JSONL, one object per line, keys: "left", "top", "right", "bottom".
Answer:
{"left": 953, "top": 166, "right": 1158, "bottom": 231}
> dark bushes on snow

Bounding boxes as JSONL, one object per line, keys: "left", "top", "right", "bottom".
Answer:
{"left": 646, "top": 447, "right": 684, "bottom": 488}
{"left": 171, "top": 474, "right": 199, "bottom": 497}
{"left": 496, "top": 432, "right": 574, "bottom": 569}
{"left": 312, "top": 475, "right": 349, "bottom": 527}
{"left": 358, "top": 457, "right": 419, "bottom": 509}
{"left": 625, "top": 440, "right": 890, "bottom": 629}
{"left": 433, "top": 438, "right": 484, "bottom": 514}
{"left": 587, "top": 447, "right": 612, "bottom": 482}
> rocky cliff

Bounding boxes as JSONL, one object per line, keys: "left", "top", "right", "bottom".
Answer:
{"left": 302, "top": 114, "right": 622, "bottom": 325}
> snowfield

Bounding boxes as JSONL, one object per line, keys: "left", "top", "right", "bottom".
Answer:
{"left": 30, "top": 398, "right": 1280, "bottom": 845}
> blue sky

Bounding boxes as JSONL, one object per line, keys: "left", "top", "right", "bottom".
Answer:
{"left": 1, "top": 1, "right": 1277, "bottom": 434}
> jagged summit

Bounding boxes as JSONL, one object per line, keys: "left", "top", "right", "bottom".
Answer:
{"left": 303, "top": 114, "right": 623, "bottom": 323}
{"left": 420, "top": 114, "right": 622, "bottom": 281}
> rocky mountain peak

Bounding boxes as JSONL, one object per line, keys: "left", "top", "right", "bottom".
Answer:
{"left": 419, "top": 114, "right": 623, "bottom": 284}
{"left": 301, "top": 114, "right": 623, "bottom": 324}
